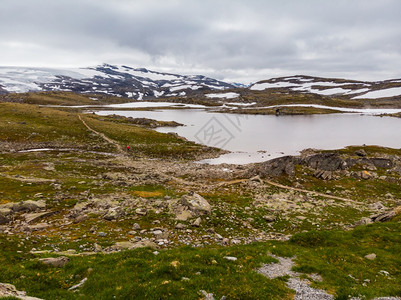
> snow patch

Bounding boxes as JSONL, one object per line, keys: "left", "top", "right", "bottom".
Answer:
{"left": 352, "top": 87, "right": 401, "bottom": 99}
{"left": 206, "top": 92, "right": 240, "bottom": 99}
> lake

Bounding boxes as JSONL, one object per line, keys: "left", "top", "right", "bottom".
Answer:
{"left": 95, "top": 109, "right": 401, "bottom": 164}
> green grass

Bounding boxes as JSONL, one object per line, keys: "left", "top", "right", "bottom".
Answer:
{"left": 1, "top": 222, "right": 400, "bottom": 299}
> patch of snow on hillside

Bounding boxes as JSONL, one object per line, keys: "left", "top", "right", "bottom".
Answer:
{"left": 154, "top": 91, "right": 164, "bottom": 97}
{"left": 250, "top": 81, "right": 296, "bottom": 90}
{"left": 310, "top": 87, "right": 351, "bottom": 95}
{"left": 352, "top": 87, "right": 401, "bottom": 99}
{"left": 116, "top": 67, "right": 180, "bottom": 81}
{"left": 346, "top": 88, "right": 370, "bottom": 95}
{"left": 206, "top": 92, "right": 240, "bottom": 99}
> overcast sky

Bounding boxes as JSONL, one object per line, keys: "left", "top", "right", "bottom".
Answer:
{"left": 1, "top": 0, "right": 400, "bottom": 83}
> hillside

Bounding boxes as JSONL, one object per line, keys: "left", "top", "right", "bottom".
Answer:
{"left": 0, "top": 64, "right": 234, "bottom": 99}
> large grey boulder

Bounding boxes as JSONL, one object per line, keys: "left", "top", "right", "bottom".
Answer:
{"left": 180, "top": 192, "right": 212, "bottom": 216}
{"left": 38, "top": 256, "right": 69, "bottom": 267}
{"left": 13, "top": 200, "right": 46, "bottom": 212}
{"left": 248, "top": 156, "right": 297, "bottom": 177}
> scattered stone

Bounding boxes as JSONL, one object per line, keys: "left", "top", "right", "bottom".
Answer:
{"left": 24, "top": 211, "right": 54, "bottom": 224}
{"left": 355, "top": 149, "right": 367, "bottom": 157}
{"left": 135, "top": 208, "right": 147, "bottom": 216}
{"left": 39, "top": 256, "right": 69, "bottom": 267}
{"left": 132, "top": 223, "right": 141, "bottom": 230}
{"left": 249, "top": 175, "right": 263, "bottom": 183}
{"left": 354, "top": 217, "right": 373, "bottom": 226}
{"left": 110, "top": 240, "right": 157, "bottom": 251}
{"left": 365, "top": 253, "right": 377, "bottom": 260}
{"left": 192, "top": 217, "right": 202, "bottom": 227}
{"left": 263, "top": 215, "right": 276, "bottom": 222}
{"left": 370, "top": 202, "right": 386, "bottom": 210}
{"left": 170, "top": 261, "right": 180, "bottom": 268}
{"left": 98, "top": 232, "right": 107, "bottom": 237}
{"left": 0, "top": 282, "right": 43, "bottom": 300}
{"left": 24, "top": 223, "right": 49, "bottom": 232}
{"left": 0, "top": 208, "right": 12, "bottom": 225}
{"left": 224, "top": 256, "right": 237, "bottom": 261}
{"left": 371, "top": 210, "right": 397, "bottom": 223}
{"left": 74, "top": 214, "right": 89, "bottom": 223}
{"left": 314, "top": 170, "right": 333, "bottom": 180}
{"left": 153, "top": 251, "right": 159, "bottom": 255}
{"left": 199, "top": 290, "right": 215, "bottom": 300}
{"left": 180, "top": 192, "right": 212, "bottom": 216}
{"left": 93, "top": 243, "right": 102, "bottom": 252}
{"left": 13, "top": 200, "right": 46, "bottom": 212}
{"left": 103, "top": 207, "right": 124, "bottom": 220}
{"left": 175, "top": 223, "right": 186, "bottom": 229}
{"left": 175, "top": 209, "right": 193, "bottom": 221}
{"left": 68, "top": 278, "right": 87, "bottom": 291}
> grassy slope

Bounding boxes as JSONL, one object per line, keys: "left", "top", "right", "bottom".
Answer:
{"left": 0, "top": 222, "right": 399, "bottom": 299}
{"left": 0, "top": 95, "right": 400, "bottom": 299}
{"left": 0, "top": 102, "right": 217, "bottom": 158}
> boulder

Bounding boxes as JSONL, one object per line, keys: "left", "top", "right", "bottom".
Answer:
{"left": 0, "top": 208, "right": 12, "bottom": 225}
{"left": 180, "top": 192, "right": 212, "bottom": 216}
{"left": 369, "top": 158, "right": 393, "bottom": 169}
{"left": 249, "top": 156, "right": 297, "bottom": 177}
{"left": 263, "top": 215, "right": 276, "bottom": 223}
{"left": 364, "top": 253, "right": 376, "bottom": 260}
{"left": 371, "top": 210, "right": 397, "bottom": 222}
{"left": 313, "top": 170, "right": 333, "bottom": 180}
{"left": 39, "top": 256, "right": 69, "bottom": 267}
{"left": 191, "top": 217, "right": 202, "bottom": 227}
{"left": 304, "top": 153, "right": 346, "bottom": 171}
{"left": 355, "top": 149, "right": 367, "bottom": 157}
{"left": 0, "top": 282, "right": 43, "bottom": 300}
{"left": 103, "top": 207, "right": 125, "bottom": 221}
{"left": 111, "top": 240, "right": 157, "bottom": 251}
{"left": 24, "top": 211, "right": 54, "bottom": 224}
{"left": 13, "top": 200, "right": 46, "bottom": 212}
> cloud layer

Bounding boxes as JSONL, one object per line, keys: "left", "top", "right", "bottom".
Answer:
{"left": 1, "top": 0, "right": 400, "bottom": 83}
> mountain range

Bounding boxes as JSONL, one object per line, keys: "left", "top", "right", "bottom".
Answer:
{"left": 1, "top": 64, "right": 401, "bottom": 101}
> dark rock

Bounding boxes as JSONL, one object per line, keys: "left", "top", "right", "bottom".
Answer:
{"left": 355, "top": 149, "right": 367, "bottom": 157}
{"left": 369, "top": 158, "right": 393, "bottom": 169}
{"left": 313, "top": 170, "right": 333, "bottom": 180}
{"left": 303, "top": 153, "right": 346, "bottom": 171}
{"left": 371, "top": 211, "right": 397, "bottom": 222}
{"left": 249, "top": 156, "right": 297, "bottom": 177}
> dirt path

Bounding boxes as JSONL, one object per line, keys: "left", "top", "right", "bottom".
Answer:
{"left": 79, "top": 115, "right": 125, "bottom": 154}
{"left": 78, "top": 114, "right": 363, "bottom": 206}
{"left": 262, "top": 179, "right": 364, "bottom": 205}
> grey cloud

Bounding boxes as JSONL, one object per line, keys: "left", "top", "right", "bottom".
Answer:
{"left": 0, "top": 0, "right": 401, "bottom": 82}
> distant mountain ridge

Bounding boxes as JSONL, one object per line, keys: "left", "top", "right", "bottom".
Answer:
{"left": 0, "top": 64, "right": 235, "bottom": 99}
{"left": 1, "top": 65, "right": 401, "bottom": 101}
{"left": 249, "top": 75, "right": 401, "bottom": 100}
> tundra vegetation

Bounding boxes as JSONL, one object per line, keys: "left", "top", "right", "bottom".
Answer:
{"left": 0, "top": 93, "right": 400, "bottom": 299}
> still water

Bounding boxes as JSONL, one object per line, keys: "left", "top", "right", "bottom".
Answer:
{"left": 96, "top": 109, "right": 401, "bottom": 164}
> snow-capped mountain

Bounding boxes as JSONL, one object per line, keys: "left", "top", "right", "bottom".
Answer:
{"left": 249, "top": 75, "right": 401, "bottom": 99}
{"left": 0, "top": 64, "right": 235, "bottom": 99}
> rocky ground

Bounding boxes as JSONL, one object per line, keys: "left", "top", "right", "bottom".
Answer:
{"left": 0, "top": 101, "right": 400, "bottom": 299}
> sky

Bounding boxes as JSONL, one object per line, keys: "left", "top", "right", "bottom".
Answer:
{"left": 0, "top": 0, "right": 400, "bottom": 84}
